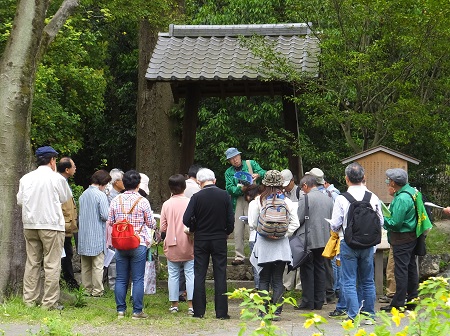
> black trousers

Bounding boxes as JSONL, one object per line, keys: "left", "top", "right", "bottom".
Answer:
{"left": 299, "top": 247, "right": 326, "bottom": 309}
{"left": 391, "top": 239, "right": 418, "bottom": 307}
{"left": 193, "top": 239, "right": 228, "bottom": 318}
{"left": 61, "top": 236, "right": 79, "bottom": 289}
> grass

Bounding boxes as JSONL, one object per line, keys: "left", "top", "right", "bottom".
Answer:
{"left": 0, "top": 286, "right": 227, "bottom": 335}
{"left": 426, "top": 224, "right": 450, "bottom": 254}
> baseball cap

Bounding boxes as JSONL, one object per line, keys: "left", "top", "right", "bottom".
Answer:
{"left": 280, "top": 169, "right": 293, "bottom": 187}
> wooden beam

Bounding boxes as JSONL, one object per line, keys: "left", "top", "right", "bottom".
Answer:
{"left": 282, "top": 86, "right": 301, "bottom": 181}
{"left": 180, "top": 83, "right": 200, "bottom": 174}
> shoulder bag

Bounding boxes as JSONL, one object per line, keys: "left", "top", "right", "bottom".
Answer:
{"left": 288, "top": 194, "right": 313, "bottom": 272}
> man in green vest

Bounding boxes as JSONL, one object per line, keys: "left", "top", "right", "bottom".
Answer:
{"left": 224, "top": 148, "right": 266, "bottom": 265}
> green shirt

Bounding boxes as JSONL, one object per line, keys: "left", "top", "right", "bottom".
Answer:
{"left": 225, "top": 160, "right": 266, "bottom": 211}
{"left": 384, "top": 184, "right": 416, "bottom": 233}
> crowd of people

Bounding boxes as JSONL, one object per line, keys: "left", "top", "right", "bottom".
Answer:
{"left": 16, "top": 145, "right": 443, "bottom": 322}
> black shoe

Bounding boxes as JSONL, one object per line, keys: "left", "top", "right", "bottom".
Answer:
{"left": 380, "top": 305, "right": 403, "bottom": 312}
{"left": 294, "top": 304, "right": 314, "bottom": 310}
{"left": 405, "top": 303, "right": 417, "bottom": 310}
{"left": 217, "top": 314, "right": 230, "bottom": 320}
{"left": 192, "top": 314, "right": 204, "bottom": 318}
{"left": 329, "top": 310, "right": 347, "bottom": 318}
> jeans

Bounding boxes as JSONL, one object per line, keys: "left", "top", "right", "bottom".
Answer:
{"left": 259, "top": 261, "right": 286, "bottom": 312}
{"left": 168, "top": 259, "right": 194, "bottom": 301}
{"left": 340, "top": 241, "right": 376, "bottom": 319}
{"left": 332, "top": 257, "right": 340, "bottom": 292}
{"left": 249, "top": 241, "right": 260, "bottom": 288}
{"left": 115, "top": 245, "right": 147, "bottom": 314}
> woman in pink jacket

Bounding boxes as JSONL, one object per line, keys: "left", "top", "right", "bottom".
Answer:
{"left": 160, "top": 174, "right": 194, "bottom": 315}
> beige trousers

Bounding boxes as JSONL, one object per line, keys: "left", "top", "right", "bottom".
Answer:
{"left": 386, "top": 246, "right": 396, "bottom": 296}
{"left": 234, "top": 196, "right": 249, "bottom": 260}
{"left": 283, "top": 266, "right": 302, "bottom": 290}
{"left": 23, "top": 229, "right": 65, "bottom": 308}
{"left": 81, "top": 253, "right": 105, "bottom": 296}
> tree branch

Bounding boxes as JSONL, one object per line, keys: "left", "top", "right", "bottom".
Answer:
{"left": 38, "top": 0, "right": 80, "bottom": 59}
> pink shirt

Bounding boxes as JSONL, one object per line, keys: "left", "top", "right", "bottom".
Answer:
{"left": 160, "top": 194, "right": 194, "bottom": 262}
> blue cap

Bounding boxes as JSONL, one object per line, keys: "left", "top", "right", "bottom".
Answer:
{"left": 225, "top": 147, "right": 241, "bottom": 160}
{"left": 35, "top": 146, "right": 58, "bottom": 157}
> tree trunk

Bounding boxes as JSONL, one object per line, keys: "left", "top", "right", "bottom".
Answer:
{"left": 0, "top": 0, "right": 79, "bottom": 300}
{"left": 136, "top": 20, "right": 180, "bottom": 213}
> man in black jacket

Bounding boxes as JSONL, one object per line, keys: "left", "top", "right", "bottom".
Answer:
{"left": 183, "top": 168, "right": 234, "bottom": 319}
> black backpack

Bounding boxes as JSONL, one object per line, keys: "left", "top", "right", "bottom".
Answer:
{"left": 341, "top": 191, "right": 381, "bottom": 249}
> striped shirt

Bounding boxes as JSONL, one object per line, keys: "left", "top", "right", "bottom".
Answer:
{"left": 107, "top": 191, "right": 156, "bottom": 246}
{"left": 78, "top": 185, "right": 110, "bottom": 256}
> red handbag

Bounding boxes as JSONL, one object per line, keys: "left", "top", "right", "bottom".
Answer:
{"left": 111, "top": 196, "right": 144, "bottom": 250}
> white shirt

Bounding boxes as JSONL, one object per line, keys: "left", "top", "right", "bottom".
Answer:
{"left": 17, "top": 165, "right": 72, "bottom": 231}
{"left": 329, "top": 185, "right": 383, "bottom": 239}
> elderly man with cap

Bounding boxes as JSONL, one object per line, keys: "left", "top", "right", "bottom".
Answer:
{"left": 224, "top": 148, "right": 266, "bottom": 265}
{"left": 380, "top": 168, "right": 419, "bottom": 312}
{"left": 17, "top": 146, "right": 72, "bottom": 310}
{"left": 281, "top": 169, "right": 300, "bottom": 202}
{"left": 305, "top": 167, "right": 337, "bottom": 304}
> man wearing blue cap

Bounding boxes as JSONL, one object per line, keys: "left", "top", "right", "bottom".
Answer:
{"left": 224, "top": 148, "right": 266, "bottom": 266}
{"left": 17, "top": 146, "right": 72, "bottom": 310}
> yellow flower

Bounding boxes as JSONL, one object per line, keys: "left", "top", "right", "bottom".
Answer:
{"left": 392, "top": 309, "right": 405, "bottom": 327}
{"left": 240, "top": 309, "right": 245, "bottom": 315}
{"left": 407, "top": 310, "right": 417, "bottom": 320}
{"left": 303, "top": 318, "right": 314, "bottom": 329}
{"left": 369, "top": 333, "right": 377, "bottom": 336}
{"left": 312, "top": 314, "right": 322, "bottom": 322}
{"left": 395, "top": 326, "right": 408, "bottom": 336}
{"left": 260, "top": 320, "right": 265, "bottom": 328}
{"left": 355, "top": 329, "right": 367, "bottom": 336}
{"left": 312, "top": 333, "right": 322, "bottom": 336}
{"left": 341, "top": 319, "right": 354, "bottom": 330}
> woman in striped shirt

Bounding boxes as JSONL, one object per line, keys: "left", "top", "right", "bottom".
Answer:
{"left": 78, "top": 170, "right": 111, "bottom": 297}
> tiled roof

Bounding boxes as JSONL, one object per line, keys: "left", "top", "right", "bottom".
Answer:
{"left": 146, "top": 23, "right": 319, "bottom": 82}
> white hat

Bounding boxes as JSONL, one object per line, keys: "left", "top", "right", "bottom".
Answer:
{"left": 139, "top": 173, "right": 150, "bottom": 195}
{"left": 280, "top": 169, "right": 293, "bottom": 187}
{"left": 306, "top": 168, "right": 325, "bottom": 185}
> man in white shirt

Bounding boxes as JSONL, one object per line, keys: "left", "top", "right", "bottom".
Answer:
{"left": 329, "top": 162, "right": 383, "bottom": 322}
{"left": 17, "top": 146, "right": 72, "bottom": 310}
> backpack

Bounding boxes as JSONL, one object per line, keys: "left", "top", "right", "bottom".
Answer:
{"left": 341, "top": 191, "right": 381, "bottom": 249}
{"left": 257, "top": 194, "right": 290, "bottom": 239}
{"left": 111, "top": 196, "right": 144, "bottom": 250}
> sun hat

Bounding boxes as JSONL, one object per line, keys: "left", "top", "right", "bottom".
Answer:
{"left": 225, "top": 147, "right": 241, "bottom": 160}
{"left": 262, "top": 170, "right": 283, "bottom": 187}
{"left": 305, "top": 167, "right": 325, "bottom": 185}
{"left": 139, "top": 173, "right": 150, "bottom": 195}
{"left": 386, "top": 168, "right": 408, "bottom": 185}
{"left": 281, "top": 169, "right": 293, "bottom": 187}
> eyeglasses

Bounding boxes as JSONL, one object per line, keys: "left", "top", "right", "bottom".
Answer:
{"left": 385, "top": 178, "right": 391, "bottom": 184}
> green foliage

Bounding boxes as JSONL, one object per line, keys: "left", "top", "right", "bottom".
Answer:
{"left": 32, "top": 317, "right": 77, "bottom": 336}
{"left": 299, "top": 277, "right": 450, "bottom": 336}
{"left": 72, "top": 286, "right": 87, "bottom": 308}
{"left": 227, "top": 287, "right": 298, "bottom": 336}
{"left": 31, "top": 18, "right": 108, "bottom": 156}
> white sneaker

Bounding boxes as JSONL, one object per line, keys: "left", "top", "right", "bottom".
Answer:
{"left": 169, "top": 306, "right": 179, "bottom": 313}
{"left": 188, "top": 308, "right": 194, "bottom": 315}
